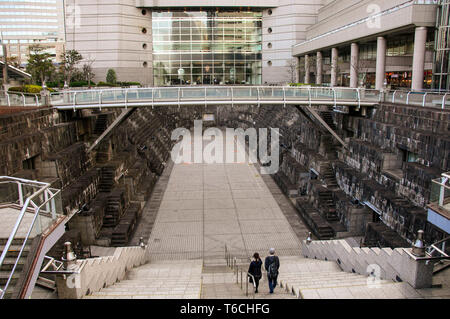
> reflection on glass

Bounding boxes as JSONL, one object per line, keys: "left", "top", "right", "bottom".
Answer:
{"left": 152, "top": 10, "right": 262, "bottom": 86}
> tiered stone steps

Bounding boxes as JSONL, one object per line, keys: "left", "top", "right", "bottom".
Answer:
{"left": 84, "top": 260, "right": 203, "bottom": 299}
{"left": 93, "top": 114, "right": 108, "bottom": 135}
{"left": 0, "top": 238, "right": 31, "bottom": 299}
{"left": 295, "top": 199, "right": 335, "bottom": 239}
{"left": 277, "top": 256, "right": 422, "bottom": 299}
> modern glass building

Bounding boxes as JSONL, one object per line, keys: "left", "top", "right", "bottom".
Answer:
{"left": 433, "top": 0, "right": 450, "bottom": 92}
{"left": 152, "top": 10, "right": 262, "bottom": 86}
{"left": 0, "top": 0, "right": 65, "bottom": 66}
{"left": 64, "top": 1, "right": 448, "bottom": 91}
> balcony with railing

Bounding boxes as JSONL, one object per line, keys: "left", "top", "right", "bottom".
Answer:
{"left": 0, "top": 176, "right": 64, "bottom": 299}
{"left": 428, "top": 172, "right": 450, "bottom": 235}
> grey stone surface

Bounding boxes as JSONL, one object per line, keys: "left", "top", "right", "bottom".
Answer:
{"left": 146, "top": 134, "right": 304, "bottom": 261}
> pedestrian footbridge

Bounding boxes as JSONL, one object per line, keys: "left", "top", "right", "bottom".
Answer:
{"left": 1, "top": 86, "right": 448, "bottom": 111}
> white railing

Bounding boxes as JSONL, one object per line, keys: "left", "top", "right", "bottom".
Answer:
{"left": 1, "top": 86, "right": 449, "bottom": 110}
{"left": 0, "top": 91, "right": 42, "bottom": 107}
{"left": 0, "top": 176, "right": 62, "bottom": 299}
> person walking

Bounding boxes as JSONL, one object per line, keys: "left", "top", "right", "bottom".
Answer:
{"left": 264, "top": 248, "right": 280, "bottom": 294}
{"left": 248, "top": 253, "right": 263, "bottom": 293}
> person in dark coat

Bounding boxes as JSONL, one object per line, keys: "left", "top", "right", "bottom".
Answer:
{"left": 264, "top": 248, "right": 280, "bottom": 294}
{"left": 248, "top": 252, "right": 263, "bottom": 293}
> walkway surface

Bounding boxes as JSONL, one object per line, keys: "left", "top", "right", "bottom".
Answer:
{"left": 146, "top": 131, "right": 303, "bottom": 261}
{"left": 0, "top": 207, "right": 32, "bottom": 239}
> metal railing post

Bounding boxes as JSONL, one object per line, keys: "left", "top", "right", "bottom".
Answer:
{"left": 392, "top": 90, "right": 397, "bottom": 104}
{"left": 6, "top": 93, "right": 10, "bottom": 107}
{"left": 246, "top": 274, "right": 248, "bottom": 296}
{"left": 356, "top": 88, "right": 361, "bottom": 110}
{"left": 152, "top": 88, "right": 155, "bottom": 109}
{"left": 240, "top": 270, "right": 243, "bottom": 289}
{"left": 18, "top": 181, "right": 24, "bottom": 206}
{"left": 332, "top": 88, "right": 337, "bottom": 108}
{"left": 406, "top": 91, "right": 411, "bottom": 105}
{"left": 282, "top": 87, "right": 286, "bottom": 108}
{"left": 21, "top": 93, "right": 25, "bottom": 106}
{"left": 257, "top": 87, "right": 260, "bottom": 108}
{"left": 443, "top": 93, "right": 448, "bottom": 110}
{"left": 422, "top": 92, "right": 427, "bottom": 107}
{"left": 231, "top": 87, "right": 234, "bottom": 108}
{"left": 308, "top": 87, "right": 312, "bottom": 107}
{"left": 125, "top": 89, "right": 128, "bottom": 109}
{"left": 73, "top": 92, "right": 77, "bottom": 112}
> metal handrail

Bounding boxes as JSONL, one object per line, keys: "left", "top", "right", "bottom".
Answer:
{"left": 426, "top": 236, "right": 450, "bottom": 258}
{"left": 0, "top": 176, "right": 61, "bottom": 299}
{"left": 2, "top": 86, "right": 448, "bottom": 110}
{"left": 225, "top": 245, "right": 256, "bottom": 298}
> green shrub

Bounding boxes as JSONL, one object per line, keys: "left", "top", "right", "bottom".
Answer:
{"left": 70, "top": 81, "right": 92, "bottom": 87}
{"left": 117, "top": 81, "right": 141, "bottom": 87}
{"left": 8, "top": 85, "right": 55, "bottom": 93}
{"left": 46, "top": 81, "right": 61, "bottom": 88}
{"left": 106, "top": 69, "right": 117, "bottom": 84}
{"left": 8, "top": 87, "right": 24, "bottom": 93}
{"left": 97, "top": 81, "right": 118, "bottom": 87}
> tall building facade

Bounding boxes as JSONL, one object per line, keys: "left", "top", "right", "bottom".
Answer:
{"left": 0, "top": 0, "right": 65, "bottom": 67}
{"left": 292, "top": 0, "right": 442, "bottom": 91}
{"left": 433, "top": 0, "right": 450, "bottom": 91}
{"left": 64, "top": 0, "right": 324, "bottom": 85}
{"left": 65, "top": 0, "right": 447, "bottom": 90}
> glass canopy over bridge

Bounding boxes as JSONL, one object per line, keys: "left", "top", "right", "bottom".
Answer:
{"left": 0, "top": 86, "right": 449, "bottom": 110}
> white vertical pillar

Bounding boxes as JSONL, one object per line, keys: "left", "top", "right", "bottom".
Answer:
{"left": 376, "top": 37, "right": 387, "bottom": 90}
{"left": 350, "top": 43, "right": 359, "bottom": 88}
{"left": 412, "top": 27, "right": 427, "bottom": 91}
{"left": 331, "top": 47, "right": 338, "bottom": 87}
{"left": 316, "top": 51, "right": 323, "bottom": 85}
{"left": 305, "top": 54, "right": 310, "bottom": 84}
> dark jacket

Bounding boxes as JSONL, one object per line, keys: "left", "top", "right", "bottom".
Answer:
{"left": 248, "top": 259, "right": 263, "bottom": 279}
{"left": 264, "top": 255, "right": 280, "bottom": 276}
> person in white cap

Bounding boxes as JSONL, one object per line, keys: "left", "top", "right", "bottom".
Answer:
{"left": 264, "top": 248, "right": 280, "bottom": 294}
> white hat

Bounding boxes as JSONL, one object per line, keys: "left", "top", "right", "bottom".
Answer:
{"left": 269, "top": 248, "right": 275, "bottom": 255}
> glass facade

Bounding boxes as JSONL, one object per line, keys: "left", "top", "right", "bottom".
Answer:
{"left": 433, "top": 0, "right": 450, "bottom": 91}
{"left": 152, "top": 10, "right": 262, "bottom": 86}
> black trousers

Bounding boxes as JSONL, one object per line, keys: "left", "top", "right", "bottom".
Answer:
{"left": 254, "top": 277, "right": 260, "bottom": 291}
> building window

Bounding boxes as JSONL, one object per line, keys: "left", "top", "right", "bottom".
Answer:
{"left": 152, "top": 10, "right": 262, "bottom": 86}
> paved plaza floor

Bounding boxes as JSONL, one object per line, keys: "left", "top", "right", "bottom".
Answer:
{"left": 147, "top": 130, "right": 304, "bottom": 261}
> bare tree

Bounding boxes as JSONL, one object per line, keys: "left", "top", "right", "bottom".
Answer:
{"left": 82, "top": 56, "right": 96, "bottom": 87}
{"left": 350, "top": 59, "right": 373, "bottom": 88}
{"left": 286, "top": 58, "right": 298, "bottom": 83}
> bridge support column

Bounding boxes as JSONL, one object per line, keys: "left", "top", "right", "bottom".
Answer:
{"left": 316, "top": 51, "right": 323, "bottom": 85}
{"left": 304, "top": 54, "right": 311, "bottom": 84}
{"left": 412, "top": 27, "right": 427, "bottom": 91}
{"left": 331, "top": 48, "right": 338, "bottom": 87}
{"left": 350, "top": 43, "right": 359, "bottom": 88}
{"left": 376, "top": 37, "right": 386, "bottom": 90}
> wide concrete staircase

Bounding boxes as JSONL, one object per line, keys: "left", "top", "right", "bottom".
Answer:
{"left": 200, "top": 258, "right": 297, "bottom": 299}
{"left": 277, "top": 256, "right": 422, "bottom": 299}
{"left": 84, "top": 260, "right": 203, "bottom": 299}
